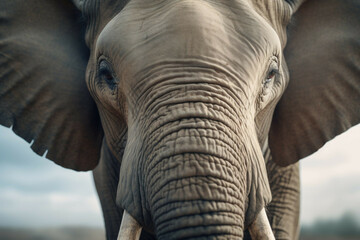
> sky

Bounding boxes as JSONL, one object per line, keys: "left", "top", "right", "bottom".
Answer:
{"left": 0, "top": 124, "right": 359, "bottom": 228}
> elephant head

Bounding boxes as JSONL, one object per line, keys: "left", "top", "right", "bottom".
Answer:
{"left": 0, "top": 0, "right": 358, "bottom": 239}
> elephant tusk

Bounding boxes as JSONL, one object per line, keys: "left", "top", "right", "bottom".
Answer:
{"left": 248, "top": 208, "right": 275, "bottom": 240}
{"left": 117, "top": 210, "right": 142, "bottom": 240}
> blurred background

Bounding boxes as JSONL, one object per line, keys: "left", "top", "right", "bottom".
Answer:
{"left": 0, "top": 124, "right": 359, "bottom": 240}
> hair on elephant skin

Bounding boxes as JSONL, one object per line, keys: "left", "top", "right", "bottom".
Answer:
{"left": 0, "top": 0, "right": 359, "bottom": 239}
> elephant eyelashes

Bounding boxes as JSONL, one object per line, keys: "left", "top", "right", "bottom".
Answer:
{"left": 98, "top": 60, "right": 117, "bottom": 90}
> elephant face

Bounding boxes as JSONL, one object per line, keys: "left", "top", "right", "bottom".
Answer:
{"left": 1, "top": 0, "right": 359, "bottom": 239}
{"left": 83, "top": 0, "right": 289, "bottom": 237}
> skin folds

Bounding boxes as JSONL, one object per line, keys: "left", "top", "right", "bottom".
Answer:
{"left": 0, "top": 0, "right": 359, "bottom": 239}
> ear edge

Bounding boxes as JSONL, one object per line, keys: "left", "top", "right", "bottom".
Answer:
{"left": 269, "top": 0, "right": 360, "bottom": 166}
{"left": 0, "top": 0, "right": 103, "bottom": 171}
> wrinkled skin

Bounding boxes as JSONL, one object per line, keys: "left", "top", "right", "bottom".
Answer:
{"left": 88, "top": 0, "right": 290, "bottom": 238}
{"left": 87, "top": 0, "right": 296, "bottom": 238}
{"left": 94, "top": 141, "right": 300, "bottom": 239}
{"left": 0, "top": 0, "right": 359, "bottom": 239}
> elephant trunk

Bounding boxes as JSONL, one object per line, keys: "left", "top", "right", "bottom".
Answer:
{"left": 118, "top": 71, "right": 272, "bottom": 238}
{"left": 145, "top": 118, "right": 246, "bottom": 239}
{"left": 134, "top": 87, "right": 252, "bottom": 238}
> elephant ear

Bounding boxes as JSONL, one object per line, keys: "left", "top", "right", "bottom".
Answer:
{"left": 269, "top": 0, "right": 360, "bottom": 166}
{"left": 0, "top": 0, "right": 103, "bottom": 170}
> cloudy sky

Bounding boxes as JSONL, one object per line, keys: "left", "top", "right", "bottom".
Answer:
{"left": 0, "top": 124, "right": 359, "bottom": 228}
{"left": 0, "top": 126, "right": 102, "bottom": 228}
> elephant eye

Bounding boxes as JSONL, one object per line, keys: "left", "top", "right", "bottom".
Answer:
{"left": 98, "top": 60, "right": 117, "bottom": 90}
{"left": 265, "top": 69, "right": 279, "bottom": 83}
{"left": 264, "top": 69, "right": 279, "bottom": 87}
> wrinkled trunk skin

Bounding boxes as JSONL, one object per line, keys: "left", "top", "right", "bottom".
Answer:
{"left": 117, "top": 72, "right": 270, "bottom": 239}
{"left": 146, "top": 120, "right": 247, "bottom": 239}
{"left": 144, "top": 111, "right": 247, "bottom": 238}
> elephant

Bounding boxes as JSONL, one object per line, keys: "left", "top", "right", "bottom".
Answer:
{"left": 0, "top": 0, "right": 359, "bottom": 239}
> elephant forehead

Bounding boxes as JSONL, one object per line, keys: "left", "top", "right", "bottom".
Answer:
{"left": 97, "top": 1, "right": 228, "bottom": 57}
{"left": 96, "top": 0, "right": 281, "bottom": 82}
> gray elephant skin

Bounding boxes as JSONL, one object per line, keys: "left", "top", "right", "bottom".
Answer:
{"left": 0, "top": 0, "right": 359, "bottom": 239}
